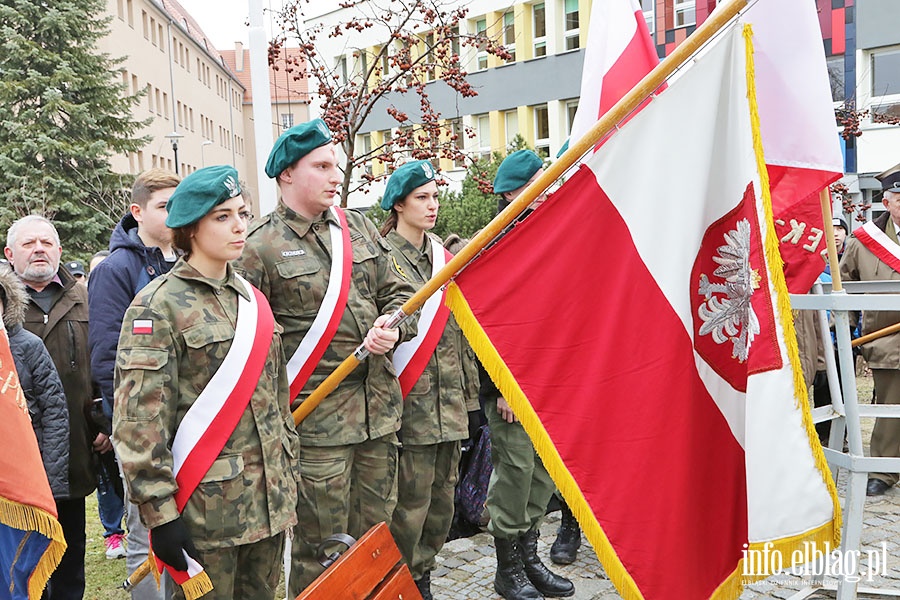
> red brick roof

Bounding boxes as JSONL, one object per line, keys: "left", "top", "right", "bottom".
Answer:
{"left": 220, "top": 47, "right": 309, "bottom": 104}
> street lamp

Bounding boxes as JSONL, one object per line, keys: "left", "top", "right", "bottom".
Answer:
{"left": 200, "top": 140, "right": 213, "bottom": 167}
{"left": 164, "top": 131, "right": 184, "bottom": 174}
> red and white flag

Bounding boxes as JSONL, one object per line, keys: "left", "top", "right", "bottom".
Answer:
{"left": 568, "top": 0, "right": 661, "bottom": 152}
{"left": 448, "top": 26, "right": 839, "bottom": 600}
{"left": 711, "top": 0, "right": 844, "bottom": 292}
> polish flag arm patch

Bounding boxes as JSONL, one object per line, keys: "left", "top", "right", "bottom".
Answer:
{"left": 132, "top": 319, "right": 154, "bottom": 335}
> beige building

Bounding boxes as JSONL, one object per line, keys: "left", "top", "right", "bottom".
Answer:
{"left": 99, "top": 0, "right": 308, "bottom": 207}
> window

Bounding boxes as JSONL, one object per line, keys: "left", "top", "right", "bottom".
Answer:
{"left": 117, "top": 0, "right": 124, "bottom": 20}
{"left": 533, "top": 3, "right": 546, "bottom": 57}
{"left": 872, "top": 49, "right": 900, "bottom": 97}
{"left": 476, "top": 114, "right": 491, "bottom": 160}
{"left": 162, "top": 92, "right": 169, "bottom": 119}
{"left": 146, "top": 84, "right": 153, "bottom": 112}
{"left": 534, "top": 104, "right": 549, "bottom": 157}
{"left": 503, "top": 11, "right": 516, "bottom": 62}
{"left": 361, "top": 134, "right": 373, "bottom": 175}
{"left": 141, "top": 10, "right": 148, "bottom": 39}
{"left": 155, "top": 88, "right": 162, "bottom": 115}
{"left": 640, "top": 0, "right": 654, "bottom": 35}
{"left": 424, "top": 33, "right": 435, "bottom": 81}
{"left": 505, "top": 110, "right": 519, "bottom": 147}
{"left": 827, "top": 56, "right": 844, "bottom": 102}
{"left": 566, "top": 100, "right": 578, "bottom": 135}
{"left": 131, "top": 74, "right": 139, "bottom": 96}
{"left": 564, "top": 0, "right": 580, "bottom": 51}
{"left": 673, "top": 0, "right": 695, "bottom": 28}
{"left": 281, "top": 113, "right": 294, "bottom": 130}
{"left": 476, "top": 19, "right": 488, "bottom": 71}
{"left": 158, "top": 24, "right": 164, "bottom": 51}
{"left": 337, "top": 56, "right": 348, "bottom": 84}
{"left": 126, "top": 0, "right": 134, "bottom": 27}
{"left": 451, "top": 119, "right": 465, "bottom": 168}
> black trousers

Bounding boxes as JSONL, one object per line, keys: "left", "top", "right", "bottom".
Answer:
{"left": 43, "top": 497, "right": 86, "bottom": 600}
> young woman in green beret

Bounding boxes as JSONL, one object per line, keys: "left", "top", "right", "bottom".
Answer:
{"left": 113, "top": 165, "right": 300, "bottom": 599}
{"left": 378, "top": 160, "right": 481, "bottom": 600}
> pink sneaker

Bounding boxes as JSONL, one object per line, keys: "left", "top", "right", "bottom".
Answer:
{"left": 105, "top": 533, "right": 125, "bottom": 559}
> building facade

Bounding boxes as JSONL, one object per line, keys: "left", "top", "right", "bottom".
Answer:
{"left": 98, "top": 0, "right": 309, "bottom": 210}
{"left": 99, "top": 0, "right": 249, "bottom": 181}
{"left": 301, "top": 0, "right": 900, "bottom": 211}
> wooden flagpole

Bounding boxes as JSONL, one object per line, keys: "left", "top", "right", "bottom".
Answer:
{"left": 292, "top": 0, "right": 752, "bottom": 426}
{"left": 820, "top": 187, "right": 843, "bottom": 292}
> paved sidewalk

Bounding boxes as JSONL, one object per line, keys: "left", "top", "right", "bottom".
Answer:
{"left": 432, "top": 482, "right": 900, "bottom": 599}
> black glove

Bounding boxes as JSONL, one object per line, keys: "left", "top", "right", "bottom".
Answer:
{"left": 151, "top": 517, "right": 199, "bottom": 571}
{"left": 467, "top": 410, "right": 483, "bottom": 444}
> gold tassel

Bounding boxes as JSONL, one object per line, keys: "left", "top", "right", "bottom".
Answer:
{"left": 181, "top": 572, "right": 214, "bottom": 599}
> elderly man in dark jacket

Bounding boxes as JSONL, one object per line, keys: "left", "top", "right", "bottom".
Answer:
{"left": 4, "top": 215, "right": 99, "bottom": 600}
{"left": 0, "top": 263, "right": 70, "bottom": 498}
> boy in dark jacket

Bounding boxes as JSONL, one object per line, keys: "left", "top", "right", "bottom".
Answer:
{"left": 0, "top": 264, "right": 70, "bottom": 499}
{"left": 87, "top": 167, "right": 180, "bottom": 599}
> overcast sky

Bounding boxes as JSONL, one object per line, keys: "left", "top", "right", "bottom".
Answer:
{"left": 175, "top": 0, "right": 275, "bottom": 50}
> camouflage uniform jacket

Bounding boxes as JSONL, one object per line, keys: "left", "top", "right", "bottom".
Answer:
{"left": 236, "top": 202, "right": 417, "bottom": 446}
{"left": 386, "top": 231, "right": 479, "bottom": 445}
{"left": 113, "top": 259, "right": 299, "bottom": 550}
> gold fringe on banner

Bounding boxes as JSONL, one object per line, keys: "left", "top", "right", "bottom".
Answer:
{"left": 0, "top": 496, "right": 67, "bottom": 600}
{"left": 742, "top": 22, "right": 843, "bottom": 553}
{"left": 446, "top": 283, "right": 645, "bottom": 599}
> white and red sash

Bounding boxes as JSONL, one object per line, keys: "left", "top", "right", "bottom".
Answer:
{"left": 855, "top": 220, "right": 900, "bottom": 275}
{"left": 393, "top": 237, "right": 453, "bottom": 398}
{"left": 285, "top": 206, "right": 353, "bottom": 399}
{"left": 159, "top": 274, "right": 275, "bottom": 588}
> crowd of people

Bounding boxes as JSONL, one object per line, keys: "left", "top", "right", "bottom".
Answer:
{"left": 11, "top": 114, "right": 900, "bottom": 599}
{"left": 5, "top": 120, "right": 586, "bottom": 600}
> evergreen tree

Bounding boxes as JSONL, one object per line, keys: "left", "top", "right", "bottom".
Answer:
{"left": 0, "top": 0, "right": 146, "bottom": 259}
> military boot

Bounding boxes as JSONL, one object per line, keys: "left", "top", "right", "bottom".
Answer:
{"left": 414, "top": 571, "right": 433, "bottom": 600}
{"left": 494, "top": 536, "right": 542, "bottom": 600}
{"left": 549, "top": 501, "right": 581, "bottom": 565}
{"left": 519, "top": 529, "right": 575, "bottom": 597}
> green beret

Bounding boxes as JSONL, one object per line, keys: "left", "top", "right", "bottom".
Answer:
{"left": 493, "top": 150, "right": 544, "bottom": 194}
{"left": 265, "top": 118, "right": 333, "bottom": 178}
{"left": 380, "top": 160, "right": 437, "bottom": 210}
{"left": 165, "top": 165, "right": 242, "bottom": 228}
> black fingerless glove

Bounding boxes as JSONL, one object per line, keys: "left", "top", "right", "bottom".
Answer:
{"left": 151, "top": 517, "right": 198, "bottom": 571}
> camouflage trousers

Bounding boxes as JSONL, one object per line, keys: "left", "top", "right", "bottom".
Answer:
{"left": 288, "top": 433, "right": 399, "bottom": 595}
{"left": 390, "top": 441, "right": 462, "bottom": 580}
{"left": 172, "top": 533, "right": 283, "bottom": 600}
{"left": 485, "top": 398, "right": 555, "bottom": 539}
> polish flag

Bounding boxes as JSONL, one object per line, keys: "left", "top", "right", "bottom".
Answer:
{"left": 568, "top": 0, "right": 662, "bottom": 152}
{"left": 741, "top": 0, "right": 844, "bottom": 292}
{"left": 448, "top": 27, "right": 839, "bottom": 600}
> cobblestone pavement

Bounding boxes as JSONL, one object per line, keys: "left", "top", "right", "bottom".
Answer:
{"left": 432, "top": 482, "right": 899, "bottom": 599}
{"left": 432, "top": 382, "right": 900, "bottom": 599}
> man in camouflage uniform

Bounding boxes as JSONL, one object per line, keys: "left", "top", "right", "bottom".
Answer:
{"left": 377, "top": 161, "right": 482, "bottom": 599}
{"left": 236, "top": 119, "right": 416, "bottom": 594}
{"left": 114, "top": 166, "right": 300, "bottom": 598}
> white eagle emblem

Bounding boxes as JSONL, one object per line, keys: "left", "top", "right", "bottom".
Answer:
{"left": 697, "top": 218, "right": 761, "bottom": 362}
{"left": 223, "top": 175, "right": 241, "bottom": 198}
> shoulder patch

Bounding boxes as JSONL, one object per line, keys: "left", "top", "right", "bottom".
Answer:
{"left": 132, "top": 319, "right": 153, "bottom": 335}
